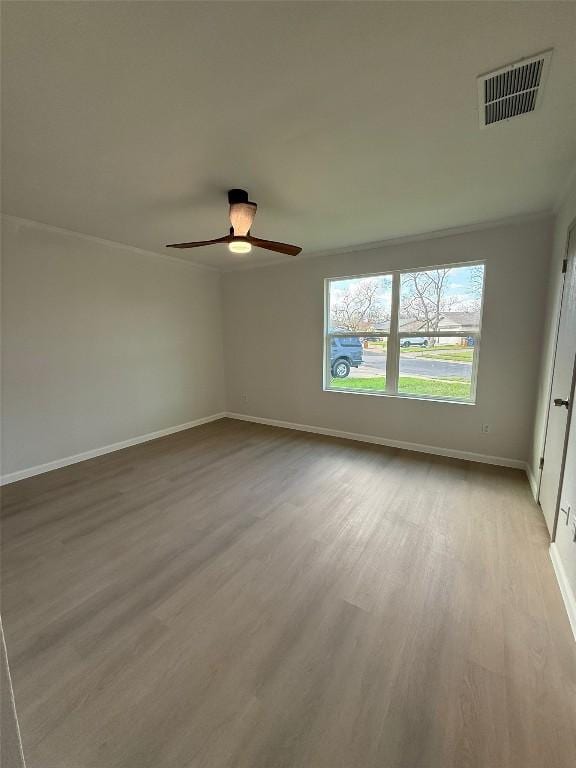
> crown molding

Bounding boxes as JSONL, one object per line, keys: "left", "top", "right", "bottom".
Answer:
{"left": 0, "top": 213, "right": 220, "bottom": 274}
{"left": 224, "top": 208, "right": 553, "bottom": 273}
{"left": 2, "top": 208, "right": 554, "bottom": 276}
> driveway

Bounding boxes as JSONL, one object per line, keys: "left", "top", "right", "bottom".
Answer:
{"left": 352, "top": 350, "right": 472, "bottom": 379}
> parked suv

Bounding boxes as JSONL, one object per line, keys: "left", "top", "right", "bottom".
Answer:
{"left": 330, "top": 336, "right": 363, "bottom": 378}
{"left": 400, "top": 337, "right": 429, "bottom": 348}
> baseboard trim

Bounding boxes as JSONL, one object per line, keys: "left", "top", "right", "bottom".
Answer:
{"left": 1, "top": 410, "right": 529, "bottom": 484}
{"left": 550, "top": 544, "right": 576, "bottom": 642}
{"left": 225, "top": 412, "right": 526, "bottom": 469}
{"left": 1, "top": 619, "right": 27, "bottom": 768}
{"left": 0, "top": 413, "right": 227, "bottom": 485}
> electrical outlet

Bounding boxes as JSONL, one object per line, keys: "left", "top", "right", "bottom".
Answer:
{"left": 240, "top": 393, "right": 248, "bottom": 404}
{"left": 481, "top": 424, "right": 490, "bottom": 434}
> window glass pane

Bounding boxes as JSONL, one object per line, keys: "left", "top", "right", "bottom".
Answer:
{"left": 329, "top": 336, "right": 386, "bottom": 392}
{"left": 328, "top": 275, "right": 392, "bottom": 334}
{"left": 399, "top": 264, "right": 484, "bottom": 334}
{"left": 398, "top": 337, "right": 476, "bottom": 400}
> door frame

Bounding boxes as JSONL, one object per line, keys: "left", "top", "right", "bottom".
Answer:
{"left": 537, "top": 217, "right": 576, "bottom": 540}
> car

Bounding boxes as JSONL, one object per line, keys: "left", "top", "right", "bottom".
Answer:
{"left": 330, "top": 336, "right": 363, "bottom": 378}
{"left": 400, "top": 337, "right": 429, "bottom": 348}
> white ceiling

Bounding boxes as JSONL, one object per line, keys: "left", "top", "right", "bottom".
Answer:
{"left": 2, "top": 1, "right": 576, "bottom": 270}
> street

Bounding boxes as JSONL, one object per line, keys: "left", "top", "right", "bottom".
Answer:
{"left": 351, "top": 350, "right": 472, "bottom": 379}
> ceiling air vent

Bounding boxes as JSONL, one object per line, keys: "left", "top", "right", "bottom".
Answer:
{"left": 478, "top": 50, "right": 552, "bottom": 128}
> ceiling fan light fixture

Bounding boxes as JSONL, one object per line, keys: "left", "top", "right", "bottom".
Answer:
{"left": 229, "top": 201, "right": 257, "bottom": 236}
{"left": 228, "top": 239, "right": 252, "bottom": 254}
{"left": 166, "top": 189, "right": 301, "bottom": 257}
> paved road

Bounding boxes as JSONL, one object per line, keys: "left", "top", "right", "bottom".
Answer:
{"left": 352, "top": 350, "right": 472, "bottom": 379}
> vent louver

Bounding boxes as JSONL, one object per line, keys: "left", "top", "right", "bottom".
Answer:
{"left": 478, "top": 50, "right": 552, "bottom": 128}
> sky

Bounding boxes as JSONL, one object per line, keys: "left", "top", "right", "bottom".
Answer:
{"left": 330, "top": 264, "right": 484, "bottom": 316}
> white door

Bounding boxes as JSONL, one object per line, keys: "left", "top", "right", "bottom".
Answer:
{"left": 539, "top": 226, "right": 576, "bottom": 537}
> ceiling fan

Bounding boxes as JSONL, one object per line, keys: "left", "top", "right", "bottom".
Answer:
{"left": 166, "top": 189, "right": 302, "bottom": 257}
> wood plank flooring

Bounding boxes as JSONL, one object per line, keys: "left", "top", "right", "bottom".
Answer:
{"left": 1, "top": 418, "right": 575, "bottom": 768}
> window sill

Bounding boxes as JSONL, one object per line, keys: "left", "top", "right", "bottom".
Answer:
{"left": 323, "top": 386, "right": 476, "bottom": 406}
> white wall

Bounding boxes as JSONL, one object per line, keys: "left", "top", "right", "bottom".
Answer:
{"left": 1, "top": 217, "right": 225, "bottom": 476}
{"left": 0, "top": 213, "right": 557, "bottom": 477}
{"left": 530, "top": 175, "right": 576, "bottom": 480}
{"left": 223, "top": 217, "right": 552, "bottom": 464}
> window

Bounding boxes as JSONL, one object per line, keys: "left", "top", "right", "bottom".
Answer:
{"left": 324, "top": 262, "right": 485, "bottom": 403}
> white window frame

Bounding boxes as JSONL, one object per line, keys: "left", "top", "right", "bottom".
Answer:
{"left": 323, "top": 260, "right": 486, "bottom": 404}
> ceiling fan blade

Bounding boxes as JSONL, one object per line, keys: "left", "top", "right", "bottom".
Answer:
{"left": 247, "top": 236, "right": 302, "bottom": 256}
{"left": 166, "top": 235, "right": 232, "bottom": 249}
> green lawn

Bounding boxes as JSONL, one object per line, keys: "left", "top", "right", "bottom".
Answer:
{"left": 398, "top": 376, "right": 471, "bottom": 397}
{"left": 330, "top": 376, "right": 387, "bottom": 391}
{"left": 402, "top": 346, "right": 473, "bottom": 363}
{"left": 366, "top": 342, "right": 473, "bottom": 363}
{"left": 366, "top": 341, "right": 388, "bottom": 351}
{"left": 330, "top": 375, "right": 471, "bottom": 399}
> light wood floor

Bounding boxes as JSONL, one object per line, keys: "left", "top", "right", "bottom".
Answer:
{"left": 2, "top": 419, "right": 575, "bottom": 768}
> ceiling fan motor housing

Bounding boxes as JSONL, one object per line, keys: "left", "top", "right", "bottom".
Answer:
{"left": 228, "top": 189, "right": 251, "bottom": 205}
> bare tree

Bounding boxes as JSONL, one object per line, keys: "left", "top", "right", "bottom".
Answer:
{"left": 468, "top": 265, "right": 484, "bottom": 311}
{"left": 400, "top": 268, "right": 455, "bottom": 338}
{"left": 331, "top": 279, "right": 389, "bottom": 332}
{"left": 450, "top": 266, "right": 484, "bottom": 313}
